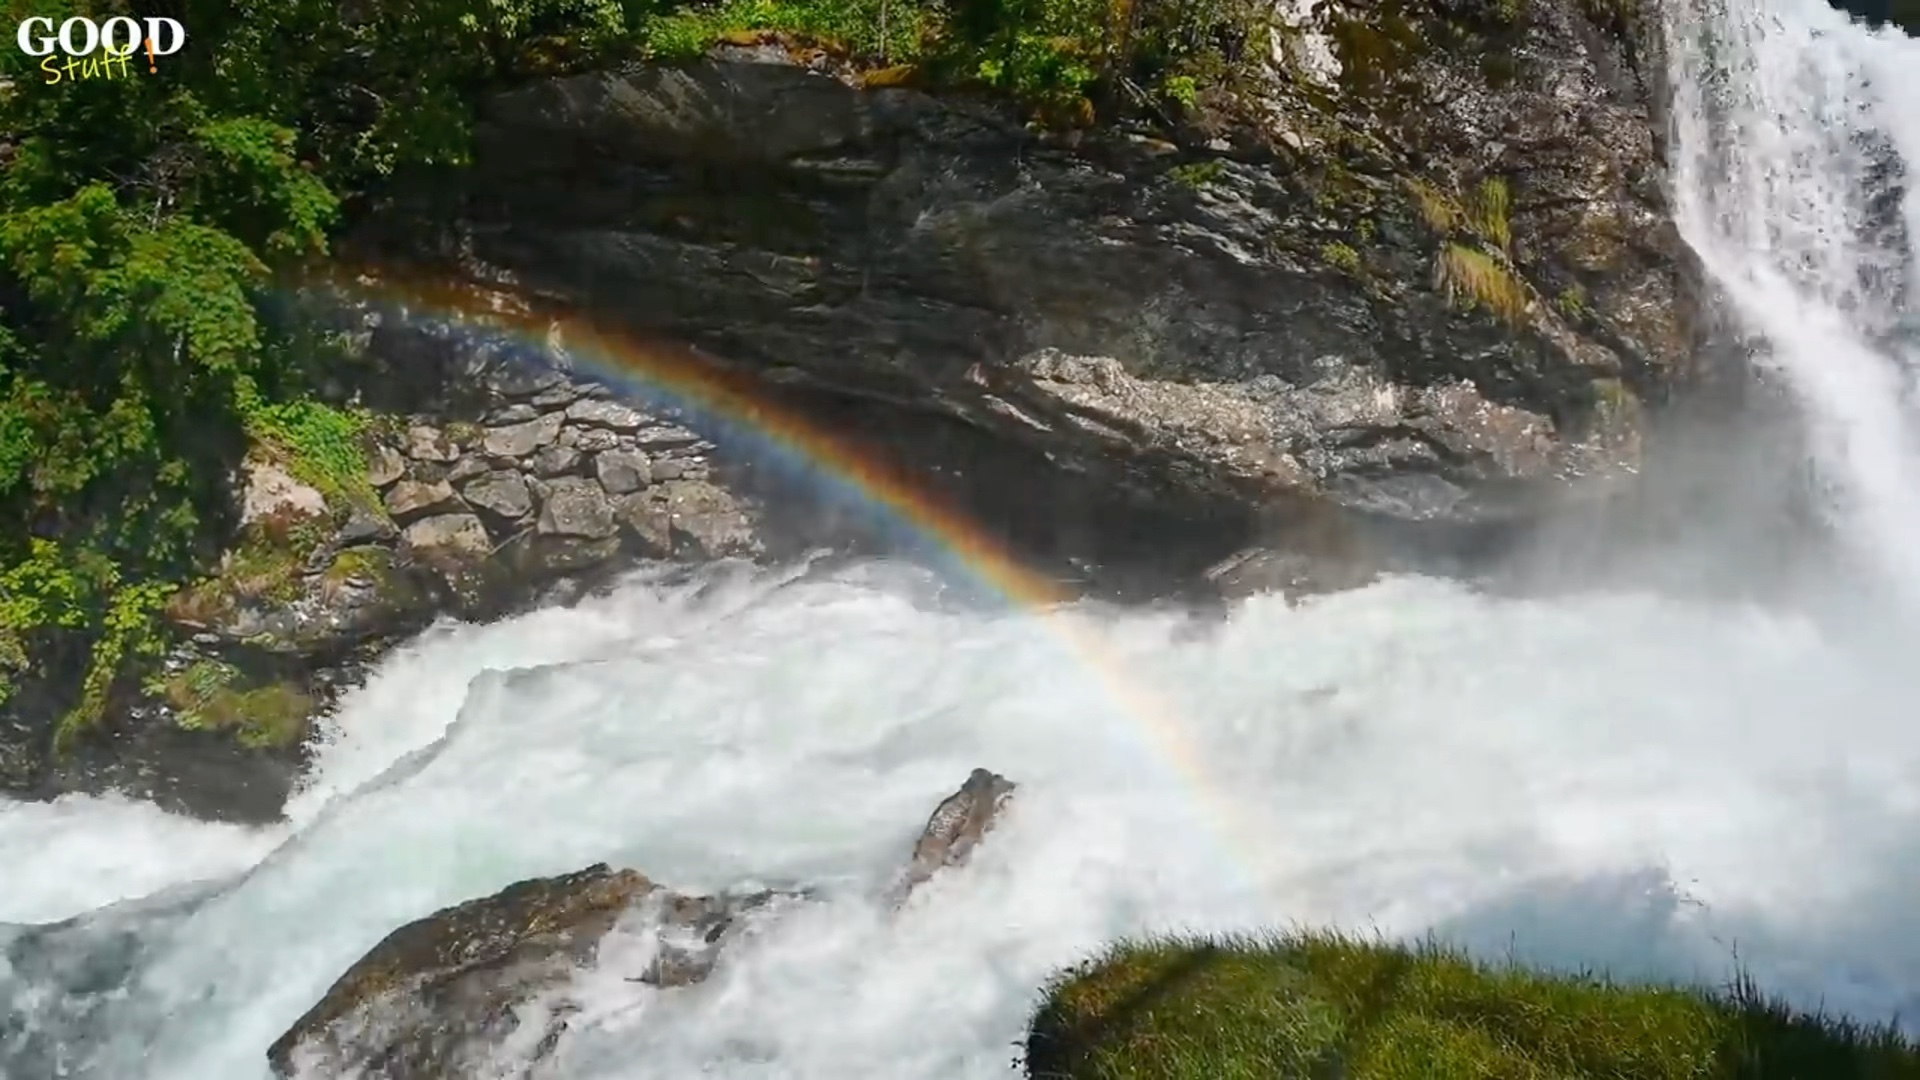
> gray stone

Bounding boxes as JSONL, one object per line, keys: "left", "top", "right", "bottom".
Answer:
{"left": 400, "top": 514, "right": 492, "bottom": 559}
{"left": 661, "top": 481, "right": 757, "bottom": 558}
{"left": 461, "top": 471, "right": 534, "bottom": 522}
{"left": 530, "top": 444, "right": 585, "bottom": 477}
{"left": 338, "top": 507, "right": 400, "bottom": 546}
{"left": 536, "top": 477, "right": 617, "bottom": 539}
{"left": 649, "top": 456, "right": 704, "bottom": 481}
{"left": 516, "top": 535, "right": 622, "bottom": 577}
{"left": 564, "top": 398, "right": 647, "bottom": 431}
{"left": 488, "top": 404, "right": 541, "bottom": 425}
{"left": 239, "top": 458, "right": 328, "bottom": 527}
{"left": 593, "top": 449, "right": 651, "bottom": 494}
{"left": 891, "top": 768, "right": 1017, "bottom": 907}
{"left": 404, "top": 424, "right": 460, "bottom": 463}
{"left": 529, "top": 381, "right": 585, "bottom": 409}
{"left": 384, "top": 479, "right": 461, "bottom": 521}
{"left": 570, "top": 426, "right": 621, "bottom": 453}
{"left": 633, "top": 425, "right": 703, "bottom": 450}
{"left": 366, "top": 443, "right": 406, "bottom": 488}
{"left": 615, "top": 493, "right": 673, "bottom": 557}
{"left": 482, "top": 413, "right": 564, "bottom": 458}
{"left": 446, "top": 455, "right": 491, "bottom": 484}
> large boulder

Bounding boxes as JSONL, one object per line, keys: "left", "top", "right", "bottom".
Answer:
{"left": 264, "top": 864, "right": 804, "bottom": 1079}
{"left": 268, "top": 769, "right": 1017, "bottom": 1077}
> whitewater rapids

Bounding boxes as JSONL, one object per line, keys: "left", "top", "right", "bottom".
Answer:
{"left": 6, "top": 558, "right": 1920, "bottom": 1079}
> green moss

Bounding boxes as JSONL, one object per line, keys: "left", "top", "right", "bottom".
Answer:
{"left": 165, "top": 514, "right": 326, "bottom": 630}
{"left": 151, "top": 658, "right": 313, "bottom": 749}
{"left": 1557, "top": 284, "right": 1591, "bottom": 320}
{"left": 1168, "top": 159, "right": 1228, "bottom": 190}
{"left": 443, "top": 420, "right": 484, "bottom": 448}
{"left": 1469, "top": 176, "right": 1512, "bottom": 253}
{"left": 1027, "top": 932, "right": 1920, "bottom": 1079}
{"left": 318, "top": 545, "right": 416, "bottom": 611}
{"left": 1322, "top": 241, "right": 1364, "bottom": 275}
{"left": 1409, "top": 179, "right": 1463, "bottom": 235}
{"left": 1436, "top": 242, "right": 1531, "bottom": 325}
{"left": 1493, "top": 0, "right": 1529, "bottom": 22}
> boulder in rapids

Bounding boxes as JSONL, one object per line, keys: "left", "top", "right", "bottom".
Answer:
{"left": 264, "top": 864, "right": 798, "bottom": 1079}
{"left": 266, "top": 768, "right": 1017, "bottom": 1077}
{"left": 892, "top": 767, "right": 1018, "bottom": 906}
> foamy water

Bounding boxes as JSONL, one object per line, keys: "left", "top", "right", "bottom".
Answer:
{"left": 5, "top": 562, "right": 1920, "bottom": 1078}
{"left": 1664, "top": 0, "right": 1920, "bottom": 595}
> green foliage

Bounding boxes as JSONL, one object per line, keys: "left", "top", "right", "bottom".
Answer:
{"left": 241, "top": 397, "right": 376, "bottom": 512}
{"left": 1167, "top": 159, "right": 1227, "bottom": 189}
{"left": 1557, "top": 283, "right": 1591, "bottom": 319}
{"left": 1437, "top": 242, "right": 1530, "bottom": 325}
{"left": 148, "top": 659, "right": 313, "bottom": 749}
{"left": 0, "top": 0, "right": 1269, "bottom": 754}
{"left": 642, "top": 0, "right": 1265, "bottom": 121}
{"left": 1468, "top": 176, "right": 1512, "bottom": 253}
{"left": 645, "top": 0, "right": 926, "bottom": 60}
{"left": 1027, "top": 932, "right": 1920, "bottom": 1079}
{"left": 1322, "top": 240, "right": 1363, "bottom": 275}
{"left": 0, "top": 0, "right": 640, "bottom": 746}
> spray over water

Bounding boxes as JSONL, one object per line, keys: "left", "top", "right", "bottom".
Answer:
{"left": 6, "top": 2, "right": 1920, "bottom": 1078}
{"left": 1663, "top": 0, "right": 1920, "bottom": 595}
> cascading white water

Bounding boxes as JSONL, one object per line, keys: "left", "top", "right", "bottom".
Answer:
{"left": 6, "top": 558, "right": 1920, "bottom": 1079}
{"left": 7, "top": 5, "right": 1920, "bottom": 1079}
{"left": 1663, "top": 0, "right": 1920, "bottom": 597}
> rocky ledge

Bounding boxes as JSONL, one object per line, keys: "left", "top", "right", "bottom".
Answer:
{"left": 13, "top": 330, "right": 762, "bottom": 824}
{"left": 267, "top": 768, "right": 1016, "bottom": 1079}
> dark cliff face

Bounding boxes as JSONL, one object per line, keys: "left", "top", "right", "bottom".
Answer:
{"left": 354, "top": 0, "right": 1698, "bottom": 557}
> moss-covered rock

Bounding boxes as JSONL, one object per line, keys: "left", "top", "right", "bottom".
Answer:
{"left": 153, "top": 660, "right": 314, "bottom": 750}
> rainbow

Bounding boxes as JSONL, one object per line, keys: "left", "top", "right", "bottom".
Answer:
{"left": 315, "top": 265, "right": 1263, "bottom": 896}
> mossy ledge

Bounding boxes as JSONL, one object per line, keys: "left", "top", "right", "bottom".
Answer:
{"left": 1024, "top": 932, "right": 1920, "bottom": 1079}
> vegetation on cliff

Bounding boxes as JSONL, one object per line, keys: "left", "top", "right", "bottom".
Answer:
{"left": 0, "top": 0, "right": 1285, "bottom": 753}
{"left": 1026, "top": 933, "right": 1920, "bottom": 1079}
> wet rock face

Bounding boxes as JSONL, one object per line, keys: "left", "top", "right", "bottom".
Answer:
{"left": 356, "top": 13, "right": 1694, "bottom": 536}
{"left": 268, "top": 770, "right": 1015, "bottom": 1079}
{"left": 266, "top": 864, "right": 659, "bottom": 1079}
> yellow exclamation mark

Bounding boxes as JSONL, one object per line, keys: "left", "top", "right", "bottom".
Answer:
{"left": 144, "top": 38, "right": 156, "bottom": 73}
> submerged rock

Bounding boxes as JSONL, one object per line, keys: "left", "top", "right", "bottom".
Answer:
{"left": 268, "top": 769, "right": 1017, "bottom": 1076}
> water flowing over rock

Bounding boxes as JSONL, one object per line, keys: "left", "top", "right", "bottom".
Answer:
{"left": 893, "top": 767, "right": 1017, "bottom": 906}
{"left": 265, "top": 769, "right": 1017, "bottom": 1078}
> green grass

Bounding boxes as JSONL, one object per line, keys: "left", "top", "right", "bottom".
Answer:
{"left": 1025, "top": 932, "right": 1920, "bottom": 1080}
{"left": 1436, "top": 242, "right": 1530, "bottom": 325}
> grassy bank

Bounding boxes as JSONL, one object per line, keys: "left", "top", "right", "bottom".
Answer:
{"left": 1026, "top": 932, "right": 1920, "bottom": 1079}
